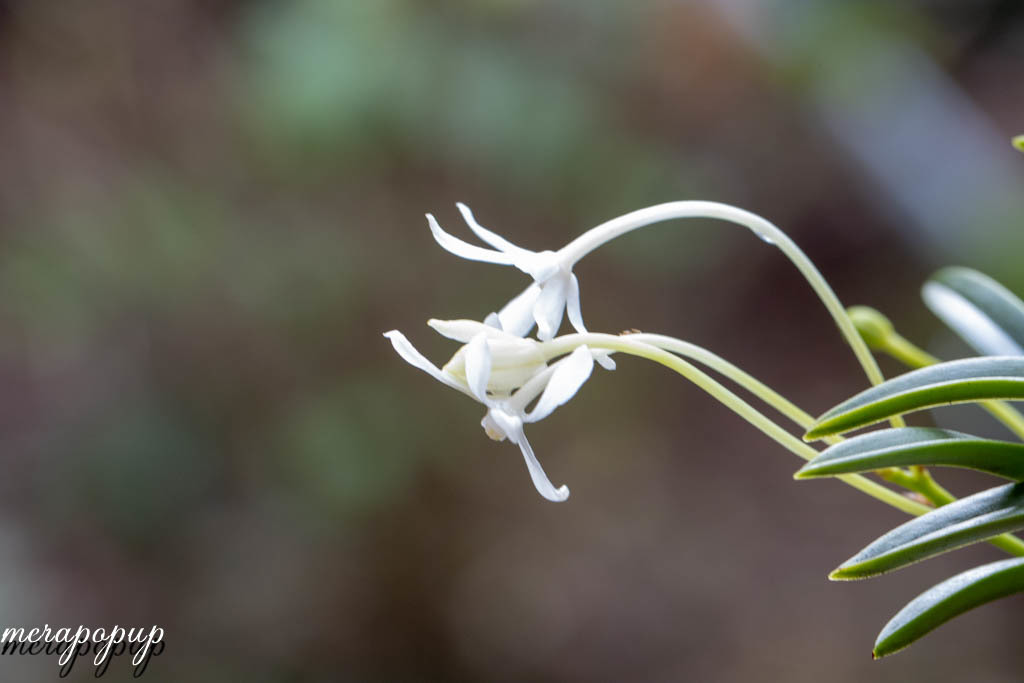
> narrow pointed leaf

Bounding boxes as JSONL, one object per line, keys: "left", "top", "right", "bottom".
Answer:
{"left": 922, "top": 267, "right": 1024, "bottom": 356}
{"left": 873, "top": 556, "right": 1024, "bottom": 658}
{"left": 831, "top": 482, "right": 1024, "bottom": 580}
{"left": 805, "top": 357, "right": 1024, "bottom": 440}
{"left": 796, "top": 428, "right": 1024, "bottom": 481}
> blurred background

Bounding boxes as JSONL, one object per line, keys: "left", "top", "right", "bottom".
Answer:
{"left": 0, "top": 0, "right": 1022, "bottom": 680}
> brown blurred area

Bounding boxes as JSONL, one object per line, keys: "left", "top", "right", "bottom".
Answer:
{"left": 0, "top": 1, "right": 1022, "bottom": 680}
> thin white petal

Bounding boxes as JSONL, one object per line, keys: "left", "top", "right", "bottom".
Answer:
{"left": 456, "top": 204, "right": 565, "bottom": 283}
{"left": 489, "top": 409, "right": 569, "bottom": 502}
{"left": 526, "top": 345, "right": 593, "bottom": 423}
{"left": 427, "top": 214, "right": 517, "bottom": 266}
{"left": 465, "top": 334, "right": 492, "bottom": 402}
{"left": 516, "top": 434, "right": 570, "bottom": 502}
{"left": 456, "top": 203, "right": 531, "bottom": 257}
{"left": 383, "top": 331, "right": 472, "bottom": 397}
{"left": 428, "top": 318, "right": 503, "bottom": 343}
{"left": 505, "top": 365, "right": 556, "bottom": 414}
{"left": 499, "top": 284, "right": 542, "bottom": 337}
{"left": 595, "top": 352, "right": 617, "bottom": 371}
{"left": 565, "top": 272, "right": 587, "bottom": 333}
{"left": 484, "top": 312, "right": 502, "bottom": 329}
{"left": 533, "top": 276, "right": 568, "bottom": 341}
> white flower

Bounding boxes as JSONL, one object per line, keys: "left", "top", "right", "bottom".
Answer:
{"left": 427, "top": 203, "right": 586, "bottom": 342}
{"left": 383, "top": 320, "right": 599, "bottom": 502}
{"left": 427, "top": 201, "right": 798, "bottom": 364}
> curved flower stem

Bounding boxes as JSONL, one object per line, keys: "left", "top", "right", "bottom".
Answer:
{"left": 625, "top": 333, "right": 841, "bottom": 444}
{"left": 556, "top": 201, "right": 904, "bottom": 428}
{"left": 628, "top": 334, "right": 959, "bottom": 502}
{"left": 541, "top": 333, "right": 927, "bottom": 516}
{"left": 538, "top": 332, "right": 1024, "bottom": 556}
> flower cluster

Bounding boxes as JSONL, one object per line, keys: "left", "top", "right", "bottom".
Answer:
{"left": 384, "top": 204, "right": 616, "bottom": 501}
{"left": 428, "top": 203, "right": 578, "bottom": 340}
{"left": 385, "top": 200, "right": 809, "bottom": 501}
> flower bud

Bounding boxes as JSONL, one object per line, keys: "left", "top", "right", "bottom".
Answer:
{"left": 848, "top": 306, "right": 894, "bottom": 350}
{"left": 442, "top": 337, "right": 546, "bottom": 394}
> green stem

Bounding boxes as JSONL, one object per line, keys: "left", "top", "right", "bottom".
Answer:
{"left": 626, "top": 333, "right": 839, "bottom": 441}
{"left": 632, "top": 333, "right": 919, "bottom": 482}
{"left": 540, "top": 331, "right": 1024, "bottom": 556}
{"left": 556, "top": 202, "right": 904, "bottom": 427}
{"left": 543, "top": 333, "right": 929, "bottom": 516}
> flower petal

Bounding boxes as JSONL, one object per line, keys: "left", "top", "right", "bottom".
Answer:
{"left": 488, "top": 409, "right": 569, "bottom": 502}
{"left": 563, "top": 273, "right": 614, "bottom": 368}
{"left": 484, "top": 312, "right": 502, "bottom": 329}
{"left": 565, "top": 271, "right": 587, "bottom": 333}
{"left": 465, "top": 334, "right": 493, "bottom": 402}
{"left": 515, "top": 250, "right": 562, "bottom": 282}
{"left": 427, "top": 214, "right": 517, "bottom": 266}
{"left": 533, "top": 275, "right": 568, "bottom": 341}
{"left": 480, "top": 411, "right": 507, "bottom": 441}
{"left": 383, "top": 331, "right": 472, "bottom": 397}
{"left": 456, "top": 203, "right": 531, "bottom": 257}
{"left": 498, "top": 284, "right": 542, "bottom": 337}
{"left": 428, "top": 318, "right": 504, "bottom": 343}
{"left": 526, "top": 345, "right": 594, "bottom": 423}
{"left": 516, "top": 433, "right": 570, "bottom": 502}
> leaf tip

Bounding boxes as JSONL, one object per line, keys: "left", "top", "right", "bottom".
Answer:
{"left": 828, "top": 567, "right": 857, "bottom": 581}
{"left": 803, "top": 426, "right": 827, "bottom": 442}
{"left": 872, "top": 640, "right": 897, "bottom": 659}
{"left": 872, "top": 632, "right": 901, "bottom": 659}
{"left": 848, "top": 306, "right": 895, "bottom": 350}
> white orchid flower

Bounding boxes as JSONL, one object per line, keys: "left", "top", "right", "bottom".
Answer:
{"left": 383, "top": 319, "right": 600, "bottom": 502}
{"left": 427, "top": 203, "right": 587, "bottom": 342}
{"left": 428, "top": 203, "right": 615, "bottom": 370}
{"left": 427, "top": 200, "right": 825, "bottom": 368}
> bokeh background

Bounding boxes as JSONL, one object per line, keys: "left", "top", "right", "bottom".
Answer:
{"left": 0, "top": 1, "right": 1023, "bottom": 681}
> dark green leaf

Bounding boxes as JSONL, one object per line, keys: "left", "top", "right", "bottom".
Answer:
{"left": 832, "top": 482, "right": 1024, "bottom": 580}
{"left": 922, "top": 267, "right": 1024, "bottom": 356}
{"left": 873, "top": 556, "right": 1024, "bottom": 658}
{"left": 805, "top": 357, "right": 1024, "bottom": 440}
{"left": 796, "top": 428, "right": 1024, "bottom": 481}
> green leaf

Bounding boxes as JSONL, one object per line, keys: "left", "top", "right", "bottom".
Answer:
{"left": 873, "top": 556, "right": 1024, "bottom": 658}
{"left": 805, "top": 357, "right": 1024, "bottom": 440}
{"left": 922, "top": 267, "right": 1024, "bottom": 356}
{"left": 831, "top": 482, "right": 1024, "bottom": 580}
{"left": 796, "top": 428, "right": 1024, "bottom": 481}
